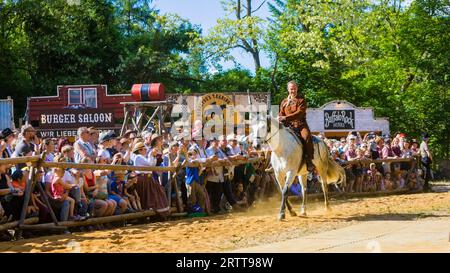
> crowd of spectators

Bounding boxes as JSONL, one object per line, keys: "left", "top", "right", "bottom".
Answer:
{"left": 0, "top": 125, "right": 433, "bottom": 234}
{"left": 0, "top": 125, "right": 276, "bottom": 230}
{"left": 288, "top": 131, "right": 432, "bottom": 197}
{"left": 324, "top": 131, "right": 430, "bottom": 193}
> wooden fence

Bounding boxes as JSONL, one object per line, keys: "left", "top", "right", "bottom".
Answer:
{"left": 0, "top": 154, "right": 262, "bottom": 234}
{"left": 0, "top": 154, "right": 421, "bottom": 237}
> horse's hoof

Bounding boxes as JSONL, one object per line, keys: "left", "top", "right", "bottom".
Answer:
{"left": 277, "top": 214, "right": 285, "bottom": 221}
{"left": 299, "top": 211, "right": 307, "bottom": 217}
{"left": 325, "top": 207, "right": 332, "bottom": 214}
{"left": 289, "top": 211, "right": 297, "bottom": 217}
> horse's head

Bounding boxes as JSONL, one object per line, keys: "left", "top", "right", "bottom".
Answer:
{"left": 250, "top": 114, "right": 278, "bottom": 149}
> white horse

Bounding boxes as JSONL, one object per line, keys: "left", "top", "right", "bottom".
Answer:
{"left": 251, "top": 115, "right": 346, "bottom": 220}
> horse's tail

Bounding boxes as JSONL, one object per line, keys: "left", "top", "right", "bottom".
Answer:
{"left": 315, "top": 140, "right": 345, "bottom": 186}
{"left": 325, "top": 156, "right": 346, "bottom": 186}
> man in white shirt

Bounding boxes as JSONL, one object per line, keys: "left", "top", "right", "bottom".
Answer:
{"left": 74, "top": 127, "right": 96, "bottom": 163}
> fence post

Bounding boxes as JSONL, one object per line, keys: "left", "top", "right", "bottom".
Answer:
{"left": 17, "top": 165, "right": 36, "bottom": 236}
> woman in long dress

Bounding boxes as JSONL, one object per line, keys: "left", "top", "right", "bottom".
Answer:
{"left": 132, "top": 142, "right": 170, "bottom": 216}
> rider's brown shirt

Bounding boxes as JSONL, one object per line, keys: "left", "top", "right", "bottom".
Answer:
{"left": 279, "top": 95, "right": 308, "bottom": 129}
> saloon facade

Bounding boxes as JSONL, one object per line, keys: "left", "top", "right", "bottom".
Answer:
{"left": 26, "top": 84, "right": 135, "bottom": 140}
{"left": 306, "top": 100, "right": 390, "bottom": 138}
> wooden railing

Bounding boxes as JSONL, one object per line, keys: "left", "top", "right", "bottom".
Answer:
{"left": 0, "top": 154, "right": 262, "bottom": 234}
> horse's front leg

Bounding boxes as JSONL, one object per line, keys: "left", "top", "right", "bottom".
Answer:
{"left": 298, "top": 175, "right": 308, "bottom": 216}
{"left": 278, "top": 171, "right": 295, "bottom": 221}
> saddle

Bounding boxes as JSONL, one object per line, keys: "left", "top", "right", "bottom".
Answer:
{"left": 284, "top": 127, "right": 317, "bottom": 173}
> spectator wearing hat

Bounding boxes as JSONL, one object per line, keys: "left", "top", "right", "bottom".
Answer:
{"left": 0, "top": 128, "right": 16, "bottom": 159}
{"left": 117, "top": 137, "right": 132, "bottom": 164}
{"left": 410, "top": 139, "right": 420, "bottom": 156}
{"left": 97, "top": 131, "right": 114, "bottom": 163}
{"left": 123, "top": 129, "right": 137, "bottom": 140}
{"left": 74, "top": 127, "right": 96, "bottom": 163}
{"left": 106, "top": 132, "right": 120, "bottom": 158}
{"left": 420, "top": 133, "right": 433, "bottom": 191}
{"left": 132, "top": 142, "right": 169, "bottom": 215}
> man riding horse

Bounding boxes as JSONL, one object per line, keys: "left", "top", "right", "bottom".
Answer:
{"left": 277, "top": 80, "right": 315, "bottom": 173}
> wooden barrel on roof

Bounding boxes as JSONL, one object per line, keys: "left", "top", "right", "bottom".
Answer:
{"left": 131, "top": 83, "right": 165, "bottom": 101}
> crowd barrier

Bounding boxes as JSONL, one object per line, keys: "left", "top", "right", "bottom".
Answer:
{"left": 0, "top": 154, "right": 422, "bottom": 237}
{"left": 0, "top": 154, "right": 262, "bottom": 234}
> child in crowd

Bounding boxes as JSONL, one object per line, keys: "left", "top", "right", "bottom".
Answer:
{"left": 109, "top": 154, "right": 133, "bottom": 213}
{"left": 384, "top": 172, "right": 394, "bottom": 191}
{"left": 416, "top": 169, "right": 425, "bottom": 191}
{"left": 185, "top": 148, "right": 207, "bottom": 213}
{"left": 392, "top": 163, "right": 405, "bottom": 189}
{"left": 124, "top": 172, "right": 142, "bottom": 212}
{"left": 367, "top": 163, "right": 382, "bottom": 192}
{"left": 367, "top": 163, "right": 384, "bottom": 191}
{"left": 51, "top": 155, "right": 79, "bottom": 220}
{"left": 11, "top": 169, "right": 26, "bottom": 192}
{"left": 95, "top": 156, "right": 117, "bottom": 216}
{"left": 234, "top": 183, "right": 248, "bottom": 210}
{"left": 406, "top": 171, "right": 418, "bottom": 190}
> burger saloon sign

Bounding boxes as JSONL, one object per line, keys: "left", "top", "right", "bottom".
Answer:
{"left": 38, "top": 109, "right": 115, "bottom": 138}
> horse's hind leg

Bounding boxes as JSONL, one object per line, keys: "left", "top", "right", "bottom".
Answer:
{"left": 278, "top": 171, "right": 295, "bottom": 221}
{"left": 319, "top": 171, "right": 332, "bottom": 213}
{"left": 286, "top": 198, "right": 297, "bottom": 217}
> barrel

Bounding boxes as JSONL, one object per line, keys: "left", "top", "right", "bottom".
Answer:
{"left": 131, "top": 83, "right": 165, "bottom": 101}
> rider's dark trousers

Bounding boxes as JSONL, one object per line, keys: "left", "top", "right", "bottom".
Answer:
{"left": 293, "top": 126, "right": 314, "bottom": 161}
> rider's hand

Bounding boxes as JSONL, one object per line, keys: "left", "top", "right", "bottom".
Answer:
{"left": 277, "top": 116, "right": 286, "bottom": 122}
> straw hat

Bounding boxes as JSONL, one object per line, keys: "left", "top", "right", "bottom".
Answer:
{"left": 119, "top": 137, "right": 130, "bottom": 144}
{"left": 123, "top": 129, "right": 137, "bottom": 138}
{"left": 132, "top": 142, "right": 146, "bottom": 153}
{"left": 150, "top": 134, "right": 162, "bottom": 146}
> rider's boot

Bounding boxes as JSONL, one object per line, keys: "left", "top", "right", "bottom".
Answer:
{"left": 304, "top": 137, "right": 316, "bottom": 173}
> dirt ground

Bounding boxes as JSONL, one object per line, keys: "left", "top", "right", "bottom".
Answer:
{"left": 0, "top": 188, "right": 448, "bottom": 253}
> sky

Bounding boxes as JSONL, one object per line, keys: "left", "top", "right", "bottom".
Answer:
{"left": 152, "top": 0, "right": 272, "bottom": 72}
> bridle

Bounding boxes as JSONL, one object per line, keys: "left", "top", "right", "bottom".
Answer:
{"left": 256, "top": 118, "right": 281, "bottom": 143}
